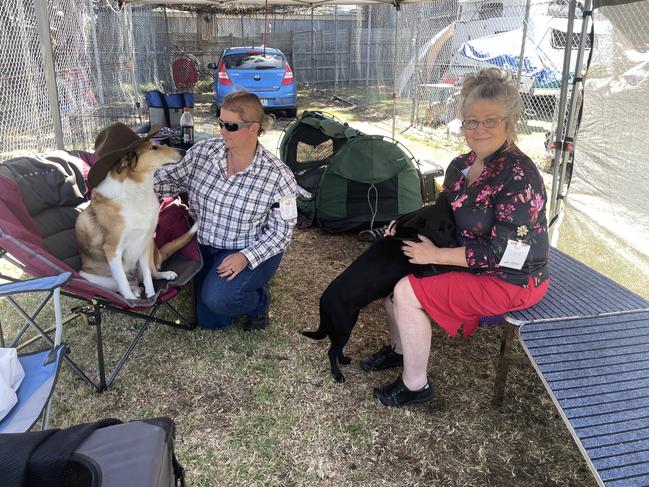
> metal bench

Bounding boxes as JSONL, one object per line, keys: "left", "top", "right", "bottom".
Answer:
{"left": 520, "top": 310, "right": 649, "bottom": 487}
{"left": 487, "top": 247, "right": 649, "bottom": 485}
{"left": 492, "top": 247, "right": 649, "bottom": 405}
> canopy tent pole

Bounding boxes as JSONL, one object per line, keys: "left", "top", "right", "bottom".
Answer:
{"left": 91, "top": 10, "right": 106, "bottom": 109}
{"left": 555, "top": 0, "right": 593, "bottom": 212}
{"left": 163, "top": 6, "right": 176, "bottom": 92}
{"left": 548, "top": 0, "right": 577, "bottom": 239}
{"left": 34, "top": 0, "right": 64, "bottom": 150}
{"left": 515, "top": 0, "right": 532, "bottom": 130}
{"left": 391, "top": 2, "right": 400, "bottom": 139}
{"left": 515, "top": 0, "right": 531, "bottom": 89}
{"left": 122, "top": 6, "right": 143, "bottom": 123}
{"left": 264, "top": 0, "right": 269, "bottom": 46}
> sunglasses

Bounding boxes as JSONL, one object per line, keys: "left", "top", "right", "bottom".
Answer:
{"left": 218, "top": 118, "right": 259, "bottom": 132}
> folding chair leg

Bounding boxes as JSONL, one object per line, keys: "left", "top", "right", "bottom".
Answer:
{"left": 92, "top": 306, "right": 107, "bottom": 393}
{"left": 492, "top": 323, "right": 526, "bottom": 407}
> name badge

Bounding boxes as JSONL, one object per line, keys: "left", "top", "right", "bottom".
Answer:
{"left": 279, "top": 195, "right": 298, "bottom": 221}
{"left": 499, "top": 239, "right": 530, "bottom": 270}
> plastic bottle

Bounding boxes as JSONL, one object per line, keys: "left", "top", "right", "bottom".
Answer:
{"left": 179, "top": 107, "right": 194, "bottom": 145}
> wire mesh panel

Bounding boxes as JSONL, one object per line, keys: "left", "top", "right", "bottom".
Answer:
{"left": 0, "top": 0, "right": 142, "bottom": 156}
{"left": 0, "top": 0, "right": 592, "bottom": 171}
{"left": 0, "top": 0, "right": 55, "bottom": 156}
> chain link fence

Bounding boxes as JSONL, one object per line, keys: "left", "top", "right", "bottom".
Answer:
{"left": 0, "top": 0, "right": 591, "bottom": 165}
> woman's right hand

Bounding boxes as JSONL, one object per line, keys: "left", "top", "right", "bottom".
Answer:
{"left": 384, "top": 220, "right": 397, "bottom": 237}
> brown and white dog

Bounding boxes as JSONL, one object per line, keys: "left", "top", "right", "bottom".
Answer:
{"left": 75, "top": 123, "right": 195, "bottom": 300}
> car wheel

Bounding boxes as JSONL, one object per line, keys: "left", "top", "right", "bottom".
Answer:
{"left": 286, "top": 108, "right": 297, "bottom": 118}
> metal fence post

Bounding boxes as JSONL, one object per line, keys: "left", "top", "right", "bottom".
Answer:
{"left": 365, "top": 5, "right": 372, "bottom": 105}
{"left": 334, "top": 6, "right": 338, "bottom": 95}
{"left": 348, "top": 28, "right": 353, "bottom": 86}
{"left": 410, "top": 20, "right": 420, "bottom": 127}
{"left": 311, "top": 7, "right": 315, "bottom": 84}
{"left": 34, "top": 0, "right": 64, "bottom": 150}
{"left": 392, "top": 4, "right": 400, "bottom": 138}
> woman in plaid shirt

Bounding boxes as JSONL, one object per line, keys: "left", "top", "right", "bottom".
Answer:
{"left": 154, "top": 91, "right": 297, "bottom": 331}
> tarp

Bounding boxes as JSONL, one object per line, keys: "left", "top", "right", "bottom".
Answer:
{"left": 458, "top": 29, "right": 560, "bottom": 89}
{"left": 559, "top": 0, "right": 649, "bottom": 283}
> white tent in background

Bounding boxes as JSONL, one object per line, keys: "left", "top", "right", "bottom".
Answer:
{"left": 558, "top": 0, "right": 649, "bottom": 278}
{"left": 550, "top": 0, "right": 649, "bottom": 291}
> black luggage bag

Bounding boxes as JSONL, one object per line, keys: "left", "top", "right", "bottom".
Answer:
{"left": 0, "top": 417, "right": 185, "bottom": 487}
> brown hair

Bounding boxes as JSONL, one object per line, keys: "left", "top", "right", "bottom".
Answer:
{"left": 221, "top": 90, "right": 273, "bottom": 135}
{"left": 460, "top": 68, "right": 522, "bottom": 144}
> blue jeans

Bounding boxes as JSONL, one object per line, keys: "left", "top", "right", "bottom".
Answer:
{"left": 195, "top": 245, "right": 283, "bottom": 329}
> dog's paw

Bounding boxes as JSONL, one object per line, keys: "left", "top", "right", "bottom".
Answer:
{"left": 129, "top": 285, "right": 143, "bottom": 298}
{"left": 339, "top": 355, "right": 352, "bottom": 365}
{"left": 121, "top": 289, "right": 139, "bottom": 300}
{"left": 334, "top": 372, "right": 346, "bottom": 383}
{"left": 158, "top": 271, "right": 177, "bottom": 281}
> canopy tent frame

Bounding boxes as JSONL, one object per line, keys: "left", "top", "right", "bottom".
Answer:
{"left": 547, "top": 0, "right": 594, "bottom": 243}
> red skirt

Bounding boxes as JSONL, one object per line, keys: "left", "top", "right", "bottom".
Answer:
{"left": 408, "top": 272, "right": 549, "bottom": 337}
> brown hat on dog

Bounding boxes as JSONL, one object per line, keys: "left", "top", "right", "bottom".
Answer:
{"left": 87, "top": 123, "right": 161, "bottom": 189}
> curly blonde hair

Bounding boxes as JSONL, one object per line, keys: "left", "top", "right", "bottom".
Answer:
{"left": 460, "top": 68, "right": 522, "bottom": 144}
{"left": 221, "top": 90, "right": 274, "bottom": 135}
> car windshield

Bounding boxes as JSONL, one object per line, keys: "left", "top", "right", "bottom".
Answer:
{"left": 223, "top": 53, "right": 284, "bottom": 70}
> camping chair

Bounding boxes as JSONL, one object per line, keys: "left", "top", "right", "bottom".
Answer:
{"left": 0, "top": 272, "right": 70, "bottom": 433}
{"left": 0, "top": 151, "right": 202, "bottom": 392}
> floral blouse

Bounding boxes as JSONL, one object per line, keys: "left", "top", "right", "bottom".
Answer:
{"left": 442, "top": 144, "right": 550, "bottom": 287}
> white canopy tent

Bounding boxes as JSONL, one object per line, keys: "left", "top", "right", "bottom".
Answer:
{"left": 549, "top": 0, "right": 649, "bottom": 291}
{"left": 36, "top": 0, "right": 649, "bottom": 290}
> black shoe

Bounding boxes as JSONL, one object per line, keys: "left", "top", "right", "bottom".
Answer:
{"left": 243, "top": 287, "right": 271, "bottom": 332}
{"left": 373, "top": 376, "right": 434, "bottom": 407}
{"left": 360, "top": 344, "right": 403, "bottom": 372}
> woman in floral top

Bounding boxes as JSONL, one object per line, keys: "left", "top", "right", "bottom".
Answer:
{"left": 365, "top": 68, "right": 550, "bottom": 407}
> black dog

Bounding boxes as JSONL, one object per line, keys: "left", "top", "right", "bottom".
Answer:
{"left": 302, "top": 195, "right": 465, "bottom": 382}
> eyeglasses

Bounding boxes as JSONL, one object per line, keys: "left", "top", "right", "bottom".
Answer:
{"left": 218, "top": 118, "right": 259, "bottom": 132}
{"left": 461, "top": 117, "right": 509, "bottom": 130}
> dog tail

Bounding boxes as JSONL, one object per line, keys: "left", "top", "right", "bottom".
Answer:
{"left": 156, "top": 223, "right": 198, "bottom": 266}
{"left": 301, "top": 329, "right": 328, "bottom": 340}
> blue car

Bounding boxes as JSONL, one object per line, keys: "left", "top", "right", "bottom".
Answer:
{"left": 208, "top": 47, "right": 298, "bottom": 118}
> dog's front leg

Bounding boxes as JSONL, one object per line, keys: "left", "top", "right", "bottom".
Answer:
{"left": 139, "top": 244, "right": 156, "bottom": 298}
{"left": 107, "top": 252, "right": 138, "bottom": 300}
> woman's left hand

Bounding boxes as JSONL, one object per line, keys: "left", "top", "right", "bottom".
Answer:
{"left": 401, "top": 234, "right": 439, "bottom": 265}
{"left": 217, "top": 252, "right": 249, "bottom": 281}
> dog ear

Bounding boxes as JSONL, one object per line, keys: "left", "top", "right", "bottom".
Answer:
{"left": 116, "top": 150, "right": 139, "bottom": 174}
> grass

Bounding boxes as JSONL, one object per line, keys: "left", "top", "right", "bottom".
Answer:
{"left": 2, "top": 228, "right": 597, "bottom": 486}
{"left": 1, "top": 84, "right": 612, "bottom": 486}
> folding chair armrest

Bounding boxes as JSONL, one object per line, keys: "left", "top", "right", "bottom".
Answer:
{"left": 0, "top": 272, "right": 70, "bottom": 348}
{"left": 0, "top": 272, "right": 72, "bottom": 297}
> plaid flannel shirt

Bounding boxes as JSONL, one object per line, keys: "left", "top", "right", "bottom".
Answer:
{"left": 154, "top": 137, "right": 297, "bottom": 269}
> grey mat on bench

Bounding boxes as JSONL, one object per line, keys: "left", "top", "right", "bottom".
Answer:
{"left": 507, "top": 249, "right": 649, "bottom": 324}
{"left": 520, "top": 310, "right": 649, "bottom": 487}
